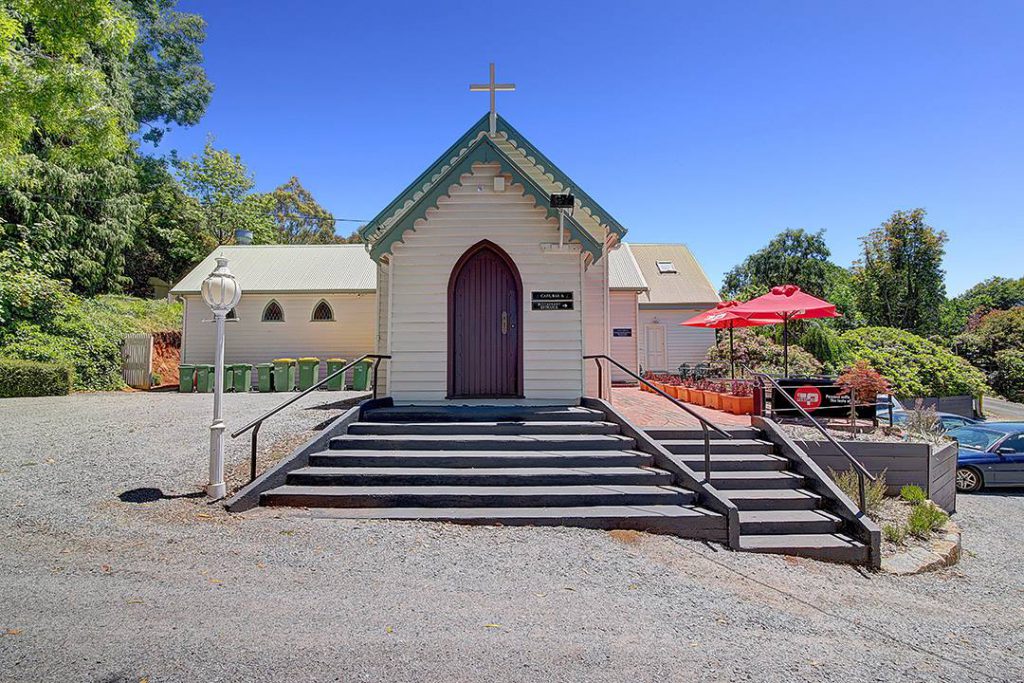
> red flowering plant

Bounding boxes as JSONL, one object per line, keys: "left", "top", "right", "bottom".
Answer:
{"left": 837, "top": 360, "right": 891, "bottom": 426}
{"left": 730, "top": 381, "right": 755, "bottom": 397}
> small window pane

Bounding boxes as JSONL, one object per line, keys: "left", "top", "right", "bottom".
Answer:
{"left": 312, "top": 301, "right": 334, "bottom": 321}
{"left": 262, "top": 301, "right": 284, "bottom": 322}
{"left": 656, "top": 261, "right": 677, "bottom": 273}
{"left": 226, "top": 308, "right": 238, "bottom": 320}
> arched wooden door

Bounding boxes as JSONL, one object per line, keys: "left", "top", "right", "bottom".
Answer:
{"left": 448, "top": 241, "right": 523, "bottom": 398}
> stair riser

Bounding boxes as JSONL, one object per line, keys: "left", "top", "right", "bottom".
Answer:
{"left": 726, "top": 497, "right": 821, "bottom": 511}
{"left": 645, "top": 428, "right": 760, "bottom": 441}
{"left": 330, "top": 437, "right": 635, "bottom": 451}
{"left": 739, "top": 520, "right": 842, "bottom": 535}
{"left": 262, "top": 491, "right": 695, "bottom": 508}
{"left": 310, "top": 454, "right": 654, "bottom": 468}
{"left": 347, "top": 423, "right": 619, "bottom": 436}
{"left": 741, "top": 545, "right": 869, "bottom": 565}
{"left": 709, "top": 477, "right": 803, "bottom": 490}
{"left": 677, "top": 458, "right": 786, "bottom": 472}
{"left": 665, "top": 443, "right": 772, "bottom": 455}
{"left": 287, "top": 472, "right": 674, "bottom": 487}
{"left": 363, "top": 409, "right": 602, "bottom": 423}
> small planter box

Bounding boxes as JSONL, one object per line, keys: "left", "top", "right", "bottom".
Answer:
{"left": 690, "top": 390, "right": 706, "bottom": 406}
{"left": 724, "top": 394, "right": 754, "bottom": 415}
{"left": 679, "top": 387, "right": 693, "bottom": 403}
{"left": 705, "top": 391, "right": 724, "bottom": 410}
{"left": 665, "top": 385, "right": 682, "bottom": 399}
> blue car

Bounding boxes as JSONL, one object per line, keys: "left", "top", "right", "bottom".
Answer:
{"left": 947, "top": 422, "right": 1024, "bottom": 492}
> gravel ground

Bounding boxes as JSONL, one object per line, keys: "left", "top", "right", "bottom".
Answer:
{"left": 2, "top": 392, "right": 1024, "bottom": 682}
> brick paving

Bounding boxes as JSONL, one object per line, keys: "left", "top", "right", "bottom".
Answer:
{"left": 609, "top": 385, "right": 752, "bottom": 428}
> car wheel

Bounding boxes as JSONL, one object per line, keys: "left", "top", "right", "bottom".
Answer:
{"left": 956, "top": 467, "right": 983, "bottom": 493}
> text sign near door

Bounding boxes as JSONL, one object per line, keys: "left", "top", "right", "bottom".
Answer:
{"left": 531, "top": 291, "right": 573, "bottom": 311}
{"left": 612, "top": 328, "right": 632, "bottom": 337}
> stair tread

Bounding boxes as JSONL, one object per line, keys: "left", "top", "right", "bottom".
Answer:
{"left": 739, "top": 533, "right": 865, "bottom": 550}
{"left": 676, "top": 453, "right": 786, "bottom": 463}
{"left": 335, "top": 434, "right": 633, "bottom": 442}
{"left": 305, "top": 505, "right": 720, "bottom": 520}
{"left": 267, "top": 484, "right": 689, "bottom": 496}
{"left": 292, "top": 466, "right": 666, "bottom": 477}
{"left": 738, "top": 509, "right": 842, "bottom": 523}
{"left": 659, "top": 438, "right": 769, "bottom": 447}
{"left": 709, "top": 471, "right": 803, "bottom": 480}
{"left": 350, "top": 421, "right": 619, "bottom": 428}
{"left": 720, "top": 488, "right": 821, "bottom": 500}
{"left": 312, "top": 449, "right": 652, "bottom": 458}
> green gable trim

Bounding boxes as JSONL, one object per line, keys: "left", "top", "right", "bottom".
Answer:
{"left": 496, "top": 116, "right": 627, "bottom": 238}
{"left": 367, "top": 135, "right": 604, "bottom": 262}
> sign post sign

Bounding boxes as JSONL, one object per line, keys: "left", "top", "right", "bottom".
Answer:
{"left": 772, "top": 378, "right": 876, "bottom": 419}
{"left": 532, "top": 291, "right": 573, "bottom": 311}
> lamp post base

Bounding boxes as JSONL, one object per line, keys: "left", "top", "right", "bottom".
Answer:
{"left": 206, "top": 481, "right": 226, "bottom": 499}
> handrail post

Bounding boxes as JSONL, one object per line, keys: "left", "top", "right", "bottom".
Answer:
{"left": 858, "top": 472, "right": 867, "bottom": 514}
{"left": 596, "top": 357, "right": 603, "bottom": 400}
{"left": 371, "top": 357, "right": 382, "bottom": 400}
{"left": 250, "top": 422, "right": 261, "bottom": 483}
{"left": 701, "top": 423, "right": 711, "bottom": 482}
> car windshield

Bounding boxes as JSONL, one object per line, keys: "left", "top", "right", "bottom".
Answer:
{"left": 947, "top": 426, "right": 1003, "bottom": 451}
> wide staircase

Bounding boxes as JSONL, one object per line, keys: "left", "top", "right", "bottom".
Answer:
{"left": 259, "top": 404, "right": 725, "bottom": 538}
{"left": 645, "top": 426, "right": 871, "bottom": 564}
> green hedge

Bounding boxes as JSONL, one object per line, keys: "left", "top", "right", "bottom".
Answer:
{"left": 0, "top": 358, "right": 73, "bottom": 398}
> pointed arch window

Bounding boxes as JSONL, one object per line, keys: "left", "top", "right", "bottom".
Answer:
{"left": 262, "top": 300, "right": 285, "bottom": 322}
{"left": 226, "top": 308, "right": 238, "bottom": 320}
{"left": 311, "top": 300, "right": 334, "bottom": 322}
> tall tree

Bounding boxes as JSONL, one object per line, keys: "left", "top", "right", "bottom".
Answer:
{"left": 174, "top": 137, "right": 274, "bottom": 245}
{"left": 268, "top": 177, "right": 337, "bottom": 243}
{"left": 939, "top": 276, "right": 1024, "bottom": 338}
{"left": 852, "top": 209, "right": 948, "bottom": 335}
{"left": 721, "top": 229, "right": 833, "bottom": 300}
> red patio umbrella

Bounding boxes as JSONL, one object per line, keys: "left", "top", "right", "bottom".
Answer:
{"left": 730, "top": 284, "right": 838, "bottom": 377}
{"left": 682, "top": 301, "right": 778, "bottom": 378}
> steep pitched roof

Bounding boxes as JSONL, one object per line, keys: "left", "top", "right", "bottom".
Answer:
{"left": 358, "top": 112, "right": 627, "bottom": 262}
{"left": 630, "top": 243, "right": 720, "bottom": 307}
{"left": 608, "top": 243, "right": 648, "bottom": 291}
{"left": 169, "top": 245, "right": 376, "bottom": 295}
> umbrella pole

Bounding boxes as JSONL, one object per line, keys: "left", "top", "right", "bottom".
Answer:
{"left": 729, "top": 325, "right": 735, "bottom": 379}
{"left": 783, "top": 316, "right": 789, "bottom": 378}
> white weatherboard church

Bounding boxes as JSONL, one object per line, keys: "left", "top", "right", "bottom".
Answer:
{"left": 172, "top": 76, "right": 718, "bottom": 399}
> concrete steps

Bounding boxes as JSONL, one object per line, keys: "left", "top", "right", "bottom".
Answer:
{"left": 362, "top": 405, "right": 606, "bottom": 423}
{"left": 645, "top": 425, "right": 872, "bottom": 565}
{"left": 347, "top": 421, "right": 621, "bottom": 435}
{"left": 329, "top": 433, "right": 637, "bottom": 451}
{"left": 309, "top": 450, "right": 654, "bottom": 469}
{"left": 287, "top": 465, "right": 673, "bottom": 487}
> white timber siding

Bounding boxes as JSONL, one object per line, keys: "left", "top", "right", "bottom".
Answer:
{"left": 582, "top": 251, "right": 611, "bottom": 398}
{"left": 386, "top": 163, "right": 590, "bottom": 402}
{"left": 376, "top": 260, "right": 391, "bottom": 393}
{"left": 637, "top": 308, "right": 716, "bottom": 373}
{"left": 609, "top": 290, "right": 639, "bottom": 383}
{"left": 181, "top": 293, "right": 377, "bottom": 376}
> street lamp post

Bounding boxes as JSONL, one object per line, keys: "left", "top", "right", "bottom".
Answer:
{"left": 200, "top": 257, "right": 242, "bottom": 499}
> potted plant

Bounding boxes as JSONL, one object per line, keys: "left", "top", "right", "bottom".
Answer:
{"left": 704, "top": 381, "right": 726, "bottom": 410}
{"left": 679, "top": 377, "right": 695, "bottom": 403}
{"left": 723, "top": 381, "right": 755, "bottom": 415}
{"left": 664, "top": 375, "right": 684, "bottom": 399}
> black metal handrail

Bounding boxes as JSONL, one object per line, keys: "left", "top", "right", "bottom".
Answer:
{"left": 584, "top": 354, "right": 733, "bottom": 483}
{"left": 740, "top": 363, "right": 875, "bottom": 514}
{"left": 231, "top": 354, "right": 391, "bottom": 482}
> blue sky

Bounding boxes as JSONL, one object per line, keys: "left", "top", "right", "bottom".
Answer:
{"left": 166, "top": 1, "right": 1023, "bottom": 295}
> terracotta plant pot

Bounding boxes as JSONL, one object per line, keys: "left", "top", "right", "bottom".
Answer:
{"left": 679, "top": 387, "right": 692, "bottom": 403}
{"left": 690, "top": 390, "right": 706, "bottom": 406}
{"left": 705, "top": 391, "right": 723, "bottom": 410}
{"left": 668, "top": 385, "right": 684, "bottom": 399}
{"left": 730, "top": 395, "right": 754, "bottom": 415}
{"left": 720, "top": 394, "right": 737, "bottom": 414}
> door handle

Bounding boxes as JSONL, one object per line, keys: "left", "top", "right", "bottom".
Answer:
{"left": 501, "top": 311, "right": 508, "bottom": 335}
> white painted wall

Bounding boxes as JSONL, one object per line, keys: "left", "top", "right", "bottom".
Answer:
{"left": 609, "top": 290, "right": 639, "bottom": 382}
{"left": 182, "top": 292, "right": 377, "bottom": 377}
{"left": 582, "top": 251, "right": 611, "bottom": 397}
{"left": 387, "top": 162, "right": 590, "bottom": 402}
{"left": 637, "top": 308, "right": 716, "bottom": 373}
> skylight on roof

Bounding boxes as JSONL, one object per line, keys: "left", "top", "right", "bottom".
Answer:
{"left": 656, "top": 261, "right": 677, "bottom": 274}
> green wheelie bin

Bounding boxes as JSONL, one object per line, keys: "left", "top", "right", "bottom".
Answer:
{"left": 231, "top": 364, "right": 252, "bottom": 393}
{"left": 195, "top": 364, "right": 215, "bottom": 393}
{"left": 178, "top": 364, "right": 195, "bottom": 393}
{"left": 256, "top": 363, "right": 274, "bottom": 392}
{"left": 325, "top": 358, "right": 347, "bottom": 391}
{"left": 273, "top": 358, "right": 296, "bottom": 392}
{"left": 298, "top": 358, "right": 321, "bottom": 391}
{"left": 350, "top": 358, "right": 374, "bottom": 391}
{"left": 222, "top": 364, "right": 235, "bottom": 392}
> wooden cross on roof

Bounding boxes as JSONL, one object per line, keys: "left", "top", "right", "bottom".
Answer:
{"left": 470, "top": 63, "right": 515, "bottom": 136}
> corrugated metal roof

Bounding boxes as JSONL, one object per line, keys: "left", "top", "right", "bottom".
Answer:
{"left": 169, "top": 245, "right": 376, "bottom": 295}
{"left": 608, "top": 243, "right": 648, "bottom": 291}
{"left": 630, "top": 243, "right": 720, "bottom": 307}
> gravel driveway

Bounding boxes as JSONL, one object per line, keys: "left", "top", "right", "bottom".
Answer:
{"left": 1, "top": 392, "right": 1023, "bottom": 682}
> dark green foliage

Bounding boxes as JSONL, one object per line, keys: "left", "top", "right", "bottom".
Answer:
{"left": 721, "top": 228, "right": 833, "bottom": 301}
{"left": 899, "top": 485, "right": 927, "bottom": 505}
{"left": 852, "top": 209, "right": 948, "bottom": 335}
{"left": 269, "top": 176, "right": 339, "bottom": 243}
{"left": 939, "top": 276, "right": 1024, "bottom": 338}
{"left": 956, "top": 308, "right": 1024, "bottom": 401}
{"left": 706, "top": 327, "right": 823, "bottom": 377}
{"left": 840, "top": 327, "right": 987, "bottom": 398}
{"left": 798, "top": 322, "right": 847, "bottom": 371}
{"left": 0, "top": 358, "right": 73, "bottom": 398}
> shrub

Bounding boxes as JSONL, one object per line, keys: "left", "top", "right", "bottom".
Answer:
{"left": 837, "top": 359, "right": 891, "bottom": 424}
{"left": 839, "top": 326, "right": 987, "bottom": 398}
{"left": 907, "top": 503, "right": 949, "bottom": 539}
{"left": 829, "top": 467, "right": 887, "bottom": 518}
{"left": 799, "top": 322, "right": 848, "bottom": 371}
{"left": 956, "top": 309, "right": 1024, "bottom": 401}
{"left": 883, "top": 523, "right": 907, "bottom": 545}
{"left": 0, "top": 358, "right": 73, "bottom": 398}
{"left": 707, "top": 328, "right": 823, "bottom": 377}
{"left": 899, "top": 485, "right": 927, "bottom": 505}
